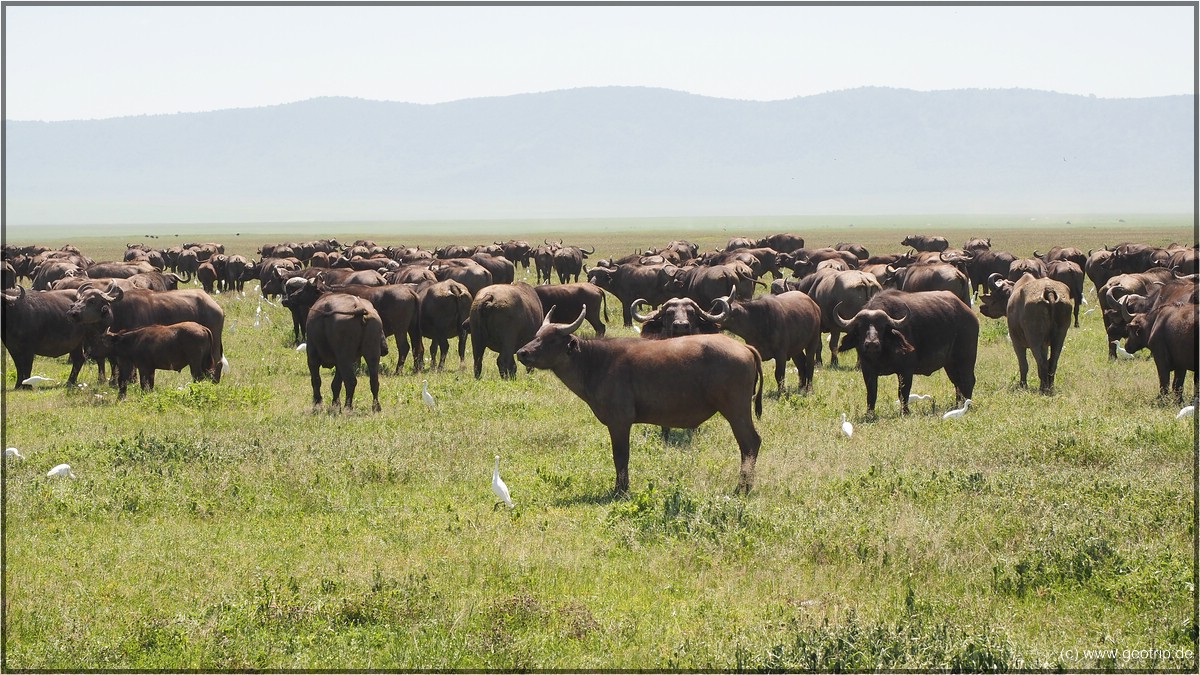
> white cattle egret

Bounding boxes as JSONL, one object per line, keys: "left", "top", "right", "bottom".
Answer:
{"left": 296, "top": 342, "right": 307, "bottom": 352}
{"left": 21, "top": 376, "right": 54, "bottom": 386}
{"left": 46, "top": 463, "right": 75, "bottom": 479}
{"left": 220, "top": 355, "right": 231, "bottom": 375}
{"left": 5, "top": 448, "right": 23, "bottom": 460}
{"left": 908, "top": 393, "right": 932, "bottom": 403}
{"left": 422, "top": 380, "right": 436, "bottom": 411}
{"left": 1083, "top": 307, "right": 1096, "bottom": 316}
{"left": 1112, "top": 341, "right": 1135, "bottom": 360}
{"left": 840, "top": 413, "right": 853, "bottom": 438}
{"left": 492, "top": 455, "right": 514, "bottom": 509}
{"left": 632, "top": 325, "right": 642, "bottom": 334}
{"left": 1080, "top": 296, "right": 1089, "bottom": 305}
{"left": 1177, "top": 405, "right": 1195, "bottom": 420}
{"left": 942, "top": 399, "right": 972, "bottom": 420}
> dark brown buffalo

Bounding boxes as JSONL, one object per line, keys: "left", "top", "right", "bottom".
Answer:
{"left": 418, "top": 279, "right": 472, "bottom": 370}
{"left": 791, "top": 268, "right": 882, "bottom": 367}
{"left": 553, "top": 246, "right": 594, "bottom": 284}
{"left": 1122, "top": 297, "right": 1197, "bottom": 402}
{"left": 434, "top": 244, "right": 479, "bottom": 260}
{"left": 1098, "top": 268, "right": 1175, "bottom": 357}
{"left": 471, "top": 252, "right": 517, "bottom": 285}
{"left": 1046, "top": 260, "right": 1085, "bottom": 328}
{"left": 516, "top": 307, "right": 763, "bottom": 495}
{"left": 533, "top": 283, "right": 607, "bottom": 336}
{"left": 965, "top": 249, "right": 1016, "bottom": 299}
{"left": 963, "top": 237, "right": 992, "bottom": 252}
{"left": 66, "top": 283, "right": 225, "bottom": 368}
{"left": 496, "top": 240, "right": 533, "bottom": 269}
{"left": 834, "top": 242, "right": 870, "bottom": 261}
{"left": 2, "top": 286, "right": 90, "bottom": 388}
{"left": 1035, "top": 246, "right": 1087, "bottom": 271}
{"left": 432, "top": 259, "right": 493, "bottom": 297}
{"left": 725, "top": 237, "right": 755, "bottom": 251}
{"left": 533, "top": 242, "right": 559, "bottom": 285}
{"left": 1166, "top": 246, "right": 1198, "bottom": 275}
{"left": 667, "top": 263, "right": 763, "bottom": 311}
{"left": 1085, "top": 248, "right": 1119, "bottom": 293}
{"left": 756, "top": 233, "right": 805, "bottom": 253}
{"left": 979, "top": 273, "right": 1072, "bottom": 393}
{"left": 86, "top": 321, "right": 219, "bottom": 398}
{"left": 2, "top": 261, "right": 15, "bottom": 289}
{"left": 709, "top": 290, "right": 822, "bottom": 392}
{"left": 469, "top": 282, "right": 543, "bottom": 379}
{"left": 305, "top": 293, "right": 385, "bottom": 412}
{"left": 888, "top": 262, "right": 971, "bottom": 306}
{"left": 1007, "top": 257, "right": 1048, "bottom": 281}
{"left": 322, "top": 283, "right": 424, "bottom": 375}
{"left": 198, "top": 261, "right": 218, "bottom": 293}
{"left": 1102, "top": 243, "right": 1171, "bottom": 274}
{"left": 782, "top": 248, "right": 860, "bottom": 276}
{"left": 31, "top": 260, "right": 83, "bottom": 290}
{"left": 835, "top": 289, "right": 978, "bottom": 415}
{"left": 632, "top": 297, "right": 723, "bottom": 339}
{"left": 900, "top": 235, "right": 949, "bottom": 252}
{"left": 84, "top": 260, "right": 156, "bottom": 280}
{"left": 588, "top": 263, "right": 674, "bottom": 327}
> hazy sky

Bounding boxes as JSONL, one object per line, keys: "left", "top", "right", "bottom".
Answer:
{"left": 4, "top": 3, "right": 1195, "bottom": 122}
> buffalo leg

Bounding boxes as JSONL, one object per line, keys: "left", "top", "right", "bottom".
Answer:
{"left": 472, "top": 339, "right": 486, "bottom": 379}
{"left": 621, "top": 301, "right": 633, "bottom": 328}
{"left": 862, "top": 370, "right": 880, "bottom": 415}
{"left": 392, "top": 334, "right": 409, "bottom": 375}
{"left": 308, "top": 360, "right": 323, "bottom": 408}
{"left": 1153, "top": 353, "right": 1172, "bottom": 399}
{"left": 1046, "top": 337, "right": 1065, "bottom": 394}
{"left": 828, "top": 330, "right": 840, "bottom": 368}
{"left": 727, "top": 413, "right": 761, "bottom": 495}
{"left": 367, "top": 357, "right": 382, "bottom": 412}
{"left": 11, "top": 351, "right": 34, "bottom": 390}
{"left": 608, "top": 424, "right": 633, "bottom": 495}
{"left": 1013, "top": 343, "right": 1030, "bottom": 388}
{"left": 408, "top": 322, "right": 424, "bottom": 374}
{"left": 457, "top": 330, "right": 468, "bottom": 366}
{"left": 896, "top": 373, "right": 912, "bottom": 415}
{"left": 773, "top": 358, "right": 787, "bottom": 393}
{"left": 66, "top": 347, "right": 85, "bottom": 386}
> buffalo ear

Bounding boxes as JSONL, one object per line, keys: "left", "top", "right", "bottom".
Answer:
{"left": 566, "top": 336, "right": 582, "bottom": 353}
{"left": 890, "top": 329, "right": 916, "bottom": 355}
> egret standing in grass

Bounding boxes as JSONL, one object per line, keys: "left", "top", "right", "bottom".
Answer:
{"left": 492, "top": 455, "right": 514, "bottom": 509}
{"left": 5, "top": 448, "right": 24, "bottom": 460}
{"left": 21, "top": 376, "right": 54, "bottom": 386}
{"left": 1111, "top": 340, "right": 1136, "bottom": 360}
{"left": 422, "top": 380, "right": 436, "bottom": 412}
{"left": 942, "top": 399, "right": 972, "bottom": 420}
{"left": 840, "top": 413, "right": 853, "bottom": 438}
{"left": 296, "top": 342, "right": 307, "bottom": 352}
{"left": 46, "top": 463, "right": 75, "bottom": 479}
{"left": 1177, "top": 405, "right": 1195, "bottom": 420}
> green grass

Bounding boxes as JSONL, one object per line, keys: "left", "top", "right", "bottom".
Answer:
{"left": 3, "top": 215, "right": 1196, "bottom": 670}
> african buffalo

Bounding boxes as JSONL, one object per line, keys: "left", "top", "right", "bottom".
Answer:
{"left": 1122, "top": 297, "right": 1198, "bottom": 402}
{"left": 632, "top": 297, "right": 723, "bottom": 339}
{"left": 836, "top": 289, "right": 978, "bottom": 415}
{"left": 418, "top": 279, "right": 472, "bottom": 370}
{"left": 533, "top": 283, "right": 608, "bottom": 336}
{"left": 588, "top": 263, "right": 674, "bottom": 327}
{"left": 86, "top": 321, "right": 219, "bottom": 398}
{"left": 469, "top": 282, "right": 544, "bottom": 379}
{"left": 516, "top": 307, "right": 764, "bottom": 495}
{"left": 2, "top": 286, "right": 90, "bottom": 388}
{"left": 709, "top": 290, "right": 822, "bottom": 393}
{"left": 979, "top": 273, "right": 1073, "bottom": 393}
{"left": 791, "top": 268, "right": 882, "bottom": 367}
{"left": 305, "top": 293, "right": 385, "bottom": 412}
{"left": 900, "top": 235, "right": 950, "bottom": 252}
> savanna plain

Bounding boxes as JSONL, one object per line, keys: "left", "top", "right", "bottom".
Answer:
{"left": 2, "top": 215, "right": 1197, "bottom": 671}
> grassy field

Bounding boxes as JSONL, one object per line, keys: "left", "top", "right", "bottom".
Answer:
{"left": 3, "top": 215, "right": 1197, "bottom": 671}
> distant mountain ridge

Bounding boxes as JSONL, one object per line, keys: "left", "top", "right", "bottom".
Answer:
{"left": 4, "top": 87, "right": 1193, "bottom": 225}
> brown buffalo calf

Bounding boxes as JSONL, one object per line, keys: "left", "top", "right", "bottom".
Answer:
{"left": 89, "top": 321, "right": 218, "bottom": 398}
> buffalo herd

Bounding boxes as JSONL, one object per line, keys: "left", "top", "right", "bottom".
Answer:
{"left": 3, "top": 235, "right": 1196, "bottom": 493}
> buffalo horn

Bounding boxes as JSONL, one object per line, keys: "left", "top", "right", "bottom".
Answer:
{"left": 1106, "top": 286, "right": 1128, "bottom": 307}
{"left": 703, "top": 297, "right": 729, "bottom": 323}
{"left": 76, "top": 281, "right": 95, "bottom": 294}
{"left": 884, "top": 306, "right": 909, "bottom": 329}
{"left": 541, "top": 305, "right": 558, "bottom": 327}
{"left": 101, "top": 281, "right": 123, "bottom": 302}
{"left": 581, "top": 245, "right": 595, "bottom": 255}
{"left": 13, "top": 284, "right": 25, "bottom": 300}
{"left": 832, "top": 302, "right": 855, "bottom": 330}
{"left": 1033, "top": 250, "right": 1042, "bottom": 259}
{"left": 631, "top": 299, "right": 656, "bottom": 323}
{"left": 987, "top": 273, "right": 1005, "bottom": 290}
{"left": 1117, "top": 295, "right": 1137, "bottom": 323}
{"left": 552, "top": 305, "right": 587, "bottom": 335}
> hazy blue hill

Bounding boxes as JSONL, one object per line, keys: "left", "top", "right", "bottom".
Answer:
{"left": 4, "top": 87, "right": 1193, "bottom": 224}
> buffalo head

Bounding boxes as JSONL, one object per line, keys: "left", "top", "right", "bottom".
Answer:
{"left": 66, "top": 282, "right": 123, "bottom": 325}
{"left": 633, "top": 297, "right": 722, "bottom": 339}
{"left": 515, "top": 305, "right": 588, "bottom": 370}
{"left": 834, "top": 304, "right": 912, "bottom": 358}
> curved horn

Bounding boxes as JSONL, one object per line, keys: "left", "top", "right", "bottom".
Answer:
{"left": 581, "top": 246, "right": 595, "bottom": 255}
{"left": 1106, "top": 286, "right": 1129, "bottom": 307}
{"left": 832, "top": 302, "right": 855, "bottom": 330}
{"left": 541, "top": 304, "right": 557, "bottom": 327}
{"left": 987, "top": 273, "right": 1005, "bottom": 290}
{"left": 553, "top": 305, "right": 587, "bottom": 335}
{"left": 1117, "top": 295, "right": 1136, "bottom": 323}
{"left": 1032, "top": 250, "right": 1042, "bottom": 259}
{"left": 12, "top": 284, "right": 25, "bottom": 301}
{"left": 177, "top": 267, "right": 193, "bottom": 284}
{"left": 884, "top": 306, "right": 909, "bottom": 329}
{"left": 100, "top": 281, "right": 123, "bottom": 303}
{"left": 631, "top": 299, "right": 656, "bottom": 323}
{"left": 1087, "top": 248, "right": 1094, "bottom": 257}
{"left": 702, "top": 296, "right": 729, "bottom": 323}
{"left": 76, "top": 281, "right": 95, "bottom": 294}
